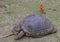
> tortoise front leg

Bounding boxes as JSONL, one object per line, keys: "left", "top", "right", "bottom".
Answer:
{"left": 14, "top": 31, "right": 24, "bottom": 40}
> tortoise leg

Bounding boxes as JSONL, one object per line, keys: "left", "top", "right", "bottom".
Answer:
{"left": 25, "top": 32, "right": 31, "bottom": 37}
{"left": 50, "top": 28, "right": 57, "bottom": 33}
{"left": 48, "top": 25, "right": 57, "bottom": 34}
{"left": 14, "top": 31, "right": 24, "bottom": 40}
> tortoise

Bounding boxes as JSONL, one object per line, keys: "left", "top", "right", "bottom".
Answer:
{"left": 0, "top": 13, "right": 57, "bottom": 40}
{"left": 11, "top": 13, "right": 57, "bottom": 40}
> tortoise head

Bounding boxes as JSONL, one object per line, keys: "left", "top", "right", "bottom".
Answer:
{"left": 12, "top": 25, "right": 21, "bottom": 34}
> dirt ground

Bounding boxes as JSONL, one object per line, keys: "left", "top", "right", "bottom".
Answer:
{"left": 0, "top": 0, "right": 60, "bottom": 42}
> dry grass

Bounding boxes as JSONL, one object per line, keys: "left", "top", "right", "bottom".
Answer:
{"left": 0, "top": 0, "right": 60, "bottom": 42}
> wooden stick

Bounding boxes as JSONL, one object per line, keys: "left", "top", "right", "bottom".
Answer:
{"left": 0, "top": 32, "right": 18, "bottom": 39}
{"left": 0, "top": 33, "right": 14, "bottom": 39}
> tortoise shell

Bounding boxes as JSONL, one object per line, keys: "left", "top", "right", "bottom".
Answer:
{"left": 20, "top": 14, "right": 57, "bottom": 37}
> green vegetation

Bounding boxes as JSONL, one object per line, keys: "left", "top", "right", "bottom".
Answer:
{"left": 4, "top": 2, "right": 15, "bottom": 14}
